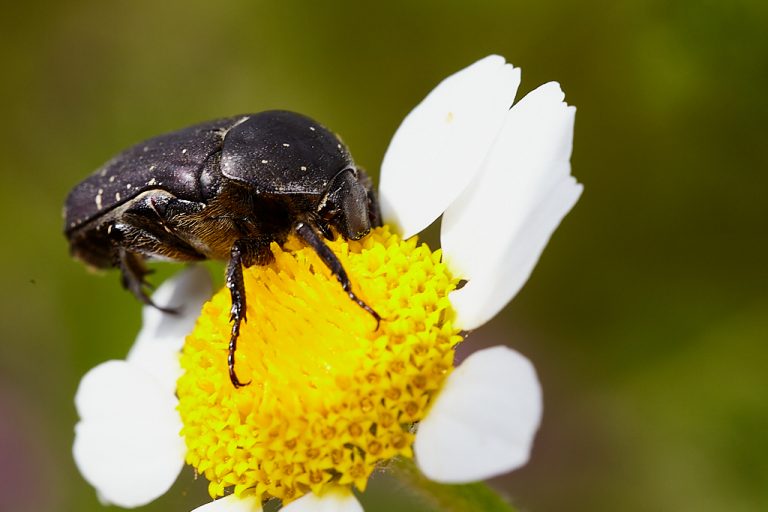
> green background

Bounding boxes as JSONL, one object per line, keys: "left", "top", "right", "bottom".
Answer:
{"left": 1, "top": 1, "right": 766, "bottom": 511}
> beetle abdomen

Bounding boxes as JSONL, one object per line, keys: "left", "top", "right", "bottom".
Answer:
{"left": 64, "top": 116, "right": 245, "bottom": 233}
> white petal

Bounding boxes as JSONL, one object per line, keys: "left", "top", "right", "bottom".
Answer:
{"left": 73, "top": 360, "right": 185, "bottom": 508}
{"left": 75, "top": 360, "right": 178, "bottom": 420}
{"left": 414, "top": 346, "right": 542, "bottom": 483}
{"left": 379, "top": 55, "right": 521, "bottom": 238}
{"left": 127, "top": 265, "right": 212, "bottom": 392}
{"left": 441, "top": 82, "right": 582, "bottom": 330}
{"left": 281, "top": 489, "right": 363, "bottom": 512}
{"left": 192, "top": 495, "right": 262, "bottom": 512}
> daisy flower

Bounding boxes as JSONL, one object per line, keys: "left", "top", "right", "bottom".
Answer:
{"left": 73, "top": 55, "right": 581, "bottom": 512}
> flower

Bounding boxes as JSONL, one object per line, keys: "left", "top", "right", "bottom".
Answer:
{"left": 73, "top": 55, "right": 581, "bottom": 511}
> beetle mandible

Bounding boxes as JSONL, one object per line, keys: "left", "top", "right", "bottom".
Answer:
{"left": 64, "top": 111, "right": 381, "bottom": 388}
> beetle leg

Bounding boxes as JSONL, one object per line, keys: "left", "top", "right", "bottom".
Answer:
{"left": 295, "top": 221, "right": 381, "bottom": 328}
{"left": 225, "top": 237, "right": 284, "bottom": 388}
{"left": 226, "top": 242, "right": 250, "bottom": 388}
{"left": 116, "top": 248, "right": 175, "bottom": 313}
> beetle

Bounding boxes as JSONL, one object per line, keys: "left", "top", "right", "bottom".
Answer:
{"left": 64, "top": 111, "right": 381, "bottom": 387}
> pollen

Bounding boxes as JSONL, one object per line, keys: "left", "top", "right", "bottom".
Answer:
{"left": 177, "top": 226, "right": 462, "bottom": 503}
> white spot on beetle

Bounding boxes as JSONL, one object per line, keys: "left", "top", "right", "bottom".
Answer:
{"left": 300, "top": 166, "right": 307, "bottom": 171}
{"left": 261, "top": 159, "right": 269, "bottom": 164}
{"left": 309, "top": 126, "right": 316, "bottom": 131}
{"left": 115, "top": 192, "right": 121, "bottom": 201}
{"left": 149, "top": 165, "right": 157, "bottom": 171}
{"left": 95, "top": 189, "right": 103, "bottom": 210}
{"left": 282, "top": 143, "right": 290, "bottom": 147}
{"left": 108, "top": 175, "right": 115, "bottom": 183}
{"left": 147, "top": 177, "right": 157, "bottom": 186}
{"left": 126, "top": 183, "right": 132, "bottom": 190}
{"left": 182, "top": 148, "right": 188, "bottom": 154}
{"left": 337, "top": 144, "right": 342, "bottom": 150}
{"left": 107, "top": 225, "right": 113, "bottom": 235}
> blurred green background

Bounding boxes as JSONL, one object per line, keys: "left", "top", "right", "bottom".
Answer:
{"left": 1, "top": 1, "right": 766, "bottom": 511}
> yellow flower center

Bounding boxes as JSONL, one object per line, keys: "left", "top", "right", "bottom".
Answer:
{"left": 177, "top": 226, "right": 462, "bottom": 503}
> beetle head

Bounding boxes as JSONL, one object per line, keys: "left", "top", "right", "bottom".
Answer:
{"left": 318, "top": 168, "right": 380, "bottom": 240}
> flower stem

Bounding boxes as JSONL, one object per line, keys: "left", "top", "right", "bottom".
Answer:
{"left": 388, "top": 458, "right": 520, "bottom": 512}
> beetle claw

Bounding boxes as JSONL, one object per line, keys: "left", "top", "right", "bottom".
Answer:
{"left": 135, "top": 283, "right": 179, "bottom": 315}
{"left": 152, "top": 302, "right": 179, "bottom": 315}
{"left": 347, "top": 291, "right": 381, "bottom": 330}
{"left": 116, "top": 248, "right": 180, "bottom": 314}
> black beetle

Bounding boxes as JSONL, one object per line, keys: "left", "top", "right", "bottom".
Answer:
{"left": 64, "top": 111, "right": 381, "bottom": 387}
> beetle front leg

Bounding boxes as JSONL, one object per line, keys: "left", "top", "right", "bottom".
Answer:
{"left": 295, "top": 222, "right": 381, "bottom": 328}
{"left": 226, "top": 237, "right": 278, "bottom": 388}
{"left": 226, "top": 241, "right": 250, "bottom": 388}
